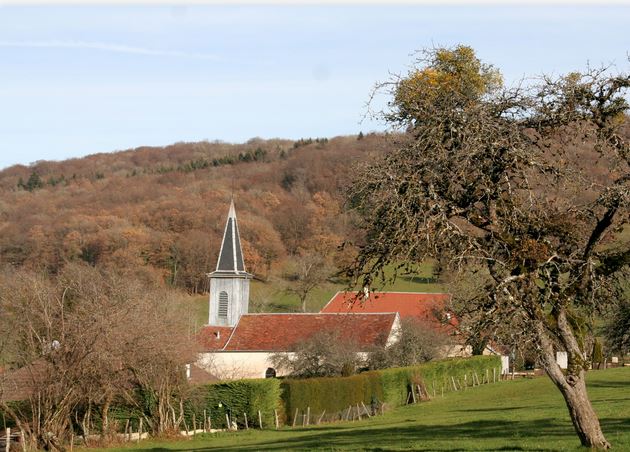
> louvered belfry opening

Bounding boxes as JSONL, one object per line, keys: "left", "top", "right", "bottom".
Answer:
{"left": 218, "top": 291, "right": 229, "bottom": 319}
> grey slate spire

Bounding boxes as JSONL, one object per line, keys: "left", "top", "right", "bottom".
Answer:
{"left": 214, "top": 199, "right": 247, "bottom": 274}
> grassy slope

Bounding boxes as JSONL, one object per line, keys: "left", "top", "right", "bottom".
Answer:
{"left": 94, "top": 368, "right": 629, "bottom": 451}
{"left": 188, "top": 262, "right": 443, "bottom": 327}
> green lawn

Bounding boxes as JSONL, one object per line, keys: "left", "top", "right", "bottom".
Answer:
{"left": 90, "top": 367, "right": 630, "bottom": 451}
{"left": 187, "top": 262, "right": 444, "bottom": 326}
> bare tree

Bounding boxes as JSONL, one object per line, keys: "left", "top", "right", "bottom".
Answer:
{"left": 0, "top": 263, "right": 196, "bottom": 450}
{"left": 347, "top": 45, "right": 629, "bottom": 448}
{"left": 270, "top": 331, "right": 362, "bottom": 378}
{"left": 283, "top": 253, "right": 334, "bottom": 312}
{"left": 367, "top": 319, "right": 453, "bottom": 370}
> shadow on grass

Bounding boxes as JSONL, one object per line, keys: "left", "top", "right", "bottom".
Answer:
{"left": 601, "top": 417, "right": 630, "bottom": 431}
{"left": 588, "top": 380, "right": 630, "bottom": 389}
{"left": 398, "top": 275, "right": 437, "bottom": 284}
{"left": 134, "top": 418, "right": 578, "bottom": 451}
{"left": 454, "top": 406, "right": 530, "bottom": 413}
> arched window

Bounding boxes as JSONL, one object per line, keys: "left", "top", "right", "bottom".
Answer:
{"left": 218, "top": 291, "right": 229, "bottom": 319}
{"left": 265, "top": 367, "right": 276, "bottom": 379}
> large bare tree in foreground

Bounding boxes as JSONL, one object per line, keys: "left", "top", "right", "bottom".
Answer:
{"left": 348, "top": 46, "right": 629, "bottom": 449}
{"left": 0, "top": 263, "right": 196, "bottom": 450}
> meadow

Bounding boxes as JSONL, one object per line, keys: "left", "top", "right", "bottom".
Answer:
{"left": 89, "top": 367, "right": 629, "bottom": 451}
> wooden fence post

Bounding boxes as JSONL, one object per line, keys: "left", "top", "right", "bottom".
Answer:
{"left": 292, "top": 409, "right": 299, "bottom": 427}
{"left": 306, "top": 407, "right": 310, "bottom": 426}
{"left": 258, "top": 410, "right": 263, "bottom": 429}
{"left": 317, "top": 410, "right": 326, "bottom": 424}
{"left": 138, "top": 418, "right": 143, "bottom": 443}
{"left": 274, "top": 409, "right": 279, "bottom": 429}
{"left": 192, "top": 414, "right": 196, "bottom": 436}
{"left": 361, "top": 402, "right": 371, "bottom": 418}
{"left": 203, "top": 409, "right": 207, "bottom": 432}
{"left": 225, "top": 414, "right": 230, "bottom": 430}
{"left": 5, "top": 428, "right": 10, "bottom": 452}
{"left": 244, "top": 412, "right": 249, "bottom": 430}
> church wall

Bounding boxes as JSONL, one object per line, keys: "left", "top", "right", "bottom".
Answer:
{"left": 197, "top": 351, "right": 294, "bottom": 380}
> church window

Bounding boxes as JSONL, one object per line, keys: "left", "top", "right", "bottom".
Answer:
{"left": 218, "top": 291, "right": 229, "bottom": 319}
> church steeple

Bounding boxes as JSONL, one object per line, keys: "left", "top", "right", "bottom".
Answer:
{"left": 215, "top": 199, "right": 247, "bottom": 274}
{"left": 208, "top": 200, "right": 252, "bottom": 327}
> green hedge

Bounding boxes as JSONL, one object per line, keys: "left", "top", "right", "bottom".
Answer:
{"left": 186, "top": 378, "right": 281, "bottom": 429}
{"left": 280, "top": 355, "right": 501, "bottom": 423}
{"left": 377, "top": 355, "right": 500, "bottom": 406}
{"left": 280, "top": 371, "right": 383, "bottom": 418}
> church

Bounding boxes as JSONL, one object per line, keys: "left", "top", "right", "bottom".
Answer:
{"left": 196, "top": 201, "right": 466, "bottom": 380}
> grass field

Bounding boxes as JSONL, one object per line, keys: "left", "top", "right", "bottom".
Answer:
{"left": 90, "top": 367, "right": 630, "bottom": 451}
{"left": 187, "top": 262, "right": 443, "bottom": 327}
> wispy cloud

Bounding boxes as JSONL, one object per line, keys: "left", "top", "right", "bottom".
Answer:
{"left": 0, "top": 40, "right": 221, "bottom": 60}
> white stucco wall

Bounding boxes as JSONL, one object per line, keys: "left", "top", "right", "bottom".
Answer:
{"left": 198, "top": 351, "right": 294, "bottom": 380}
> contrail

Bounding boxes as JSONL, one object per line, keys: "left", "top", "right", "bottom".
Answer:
{"left": 0, "top": 40, "right": 221, "bottom": 60}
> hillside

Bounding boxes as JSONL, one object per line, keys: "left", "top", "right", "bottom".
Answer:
{"left": 0, "top": 122, "right": 627, "bottom": 296}
{"left": 0, "top": 134, "right": 397, "bottom": 293}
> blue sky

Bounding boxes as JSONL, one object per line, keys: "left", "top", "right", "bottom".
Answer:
{"left": 1, "top": 5, "right": 629, "bottom": 169}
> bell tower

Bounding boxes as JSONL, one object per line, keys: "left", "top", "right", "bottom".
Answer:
{"left": 208, "top": 200, "right": 252, "bottom": 326}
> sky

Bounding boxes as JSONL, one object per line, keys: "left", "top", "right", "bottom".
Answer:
{"left": 1, "top": 4, "right": 630, "bottom": 170}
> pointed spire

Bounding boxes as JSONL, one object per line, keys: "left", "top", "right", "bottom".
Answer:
{"left": 215, "top": 199, "right": 246, "bottom": 274}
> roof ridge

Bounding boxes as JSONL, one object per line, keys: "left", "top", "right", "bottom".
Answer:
{"left": 239, "top": 312, "right": 397, "bottom": 316}
{"left": 336, "top": 290, "right": 451, "bottom": 295}
{"left": 220, "top": 318, "right": 241, "bottom": 351}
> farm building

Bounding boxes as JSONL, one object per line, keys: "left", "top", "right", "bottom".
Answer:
{"left": 197, "top": 201, "right": 469, "bottom": 380}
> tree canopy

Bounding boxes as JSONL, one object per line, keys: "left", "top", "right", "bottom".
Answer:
{"left": 348, "top": 45, "right": 629, "bottom": 449}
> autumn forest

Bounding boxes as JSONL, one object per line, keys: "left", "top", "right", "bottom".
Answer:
{"left": 0, "top": 133, "right": 397, "bottom": 294}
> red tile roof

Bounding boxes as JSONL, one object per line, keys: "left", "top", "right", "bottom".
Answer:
{"left": 188, "top": 363, "right": 219, "bottom": 385}
{"left": 0, "top": 360, "right": 48, "bottom": 403}
{"left": 198, "top": 326, "right": 234, "bottom": 351}
{"left": 321, "top": 291, "right": 455, "bottom": 326}
{"left": 201, "top": 313, "right": 398, "bottom": 352}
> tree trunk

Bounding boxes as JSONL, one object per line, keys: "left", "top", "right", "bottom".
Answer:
{"left": 538, "top": 325, "right": 610, "bottom": 449}
{"left": 101, "top": 395, "right": 111, "bottom": 439}
{"left": 301, "top": 296, "right": 307, "bottom": 313}
{"left": 554, "top": 376, "right": 610, "bottom": 449}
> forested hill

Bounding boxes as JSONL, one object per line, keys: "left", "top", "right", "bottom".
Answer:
{"left": 0, "top": 134, "right": 395, "bottom": 293}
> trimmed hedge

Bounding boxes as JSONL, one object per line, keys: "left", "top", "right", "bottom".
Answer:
{"left": 377, "top": 355, "right": 500, "bottom": 406}
{"left": 280, "top": 371, "right": 383, "bottom": 418}
{"left": 280, "top": 355, "right": 501, "bottom": 423}
{"left": 186, "top": 378, "right": 281, "bottom": 429}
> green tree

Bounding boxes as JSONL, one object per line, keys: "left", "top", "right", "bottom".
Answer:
{"left": 348, "top": 45, "right": 629, "bottom": 448}
{"left": 24, "top": 171, "right": 44, "bottom": 192}
{"left": 603, "top": 285, "right": 630, "bottom": 356}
